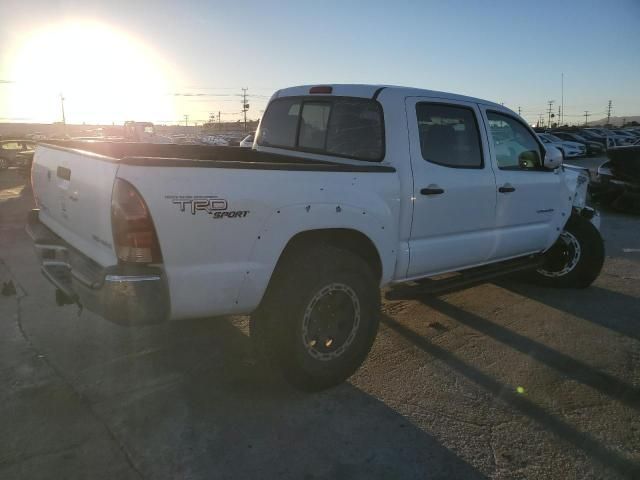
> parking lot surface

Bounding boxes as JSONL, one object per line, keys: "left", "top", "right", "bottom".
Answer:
{"left": 1, "top": 167, "right": 638, "bottom": 479}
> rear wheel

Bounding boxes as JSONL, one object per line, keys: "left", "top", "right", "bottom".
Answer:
{"left": 532, "top": 214, "right": 604, "bottom": 288}
{"left": 251, "top": 244, "right": 380, "bottom": 392}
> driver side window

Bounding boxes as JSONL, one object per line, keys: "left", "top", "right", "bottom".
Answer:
{"left": 487, "top": 112, "right": 543, "bottom": 171}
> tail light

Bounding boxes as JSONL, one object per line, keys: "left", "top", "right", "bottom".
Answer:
{"left": 309, "top": 86, "right": 333, "bottom": 94}
{"left": 111, "top": 178, "right": 162, "bottom": 264}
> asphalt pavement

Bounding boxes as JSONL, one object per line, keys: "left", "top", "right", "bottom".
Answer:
{"left": 1, "top": 166, "right": 638, "bottom": 479}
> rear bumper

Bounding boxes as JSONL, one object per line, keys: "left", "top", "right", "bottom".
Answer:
{"left": 26, "top": 209, "right": 169, "bottom": 325}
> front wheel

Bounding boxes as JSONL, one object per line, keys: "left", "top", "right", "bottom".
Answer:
{"left": 251, "top": 244, "right": 380, "bottom": 392}
{"left": 532, "top": 214, "right": 604, "bottom": 288}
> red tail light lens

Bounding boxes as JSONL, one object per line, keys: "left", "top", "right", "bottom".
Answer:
{"left": 309, "top": 86, "right": 333, "bottom": 94}
{"left": 111, "top": 178, "right": 162, "bottom": 264}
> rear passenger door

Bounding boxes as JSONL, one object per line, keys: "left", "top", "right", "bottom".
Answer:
{"left": 406, "top": 98, "right": 497, "bottom": 277}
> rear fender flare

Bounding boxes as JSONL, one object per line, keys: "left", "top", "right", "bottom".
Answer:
{"left": 235, "top": 203, "right": 396, "bottom": 310}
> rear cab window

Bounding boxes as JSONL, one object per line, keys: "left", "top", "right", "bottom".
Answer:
{"left": 257, "top": 96, "right": 384, "bottom": 161}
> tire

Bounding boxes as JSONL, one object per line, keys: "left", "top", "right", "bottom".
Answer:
{"left": 531, "top": 214, "right": 604, "bottom": 288}
{"left": 250, "top": 244, "right": 380, "bottom": 392}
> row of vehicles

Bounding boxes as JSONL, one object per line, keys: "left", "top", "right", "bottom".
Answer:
{"left": 535, "top": 127, "right": 640, "bottom": 160}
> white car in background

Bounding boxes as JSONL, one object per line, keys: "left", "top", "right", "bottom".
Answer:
{"left": 537, "top": 133, "right": 585, "bottom": 158}
{"left": 239, "top": 132, "right": 255, "bottom": 148}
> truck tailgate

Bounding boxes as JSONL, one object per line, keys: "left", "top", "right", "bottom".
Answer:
{"left": 31, "top": 145, "right": 119, "bottom": 267}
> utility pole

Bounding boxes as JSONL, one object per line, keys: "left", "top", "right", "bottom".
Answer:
{"left": 584, "top": 111, "right": 590, "bottom": 126}
{"left": 184, "top": 115, "right": 189, "bottom": 127}
{"left": 558, "top": 106, "right": 562, "bottom": 127}
{"left": 561, "top": 73, "right": 564, "bottom": 126}
{"left": 547, "top": 100, "right": 555, "bottom": 128}
{"left": 518, "top": 106, "right": 521, "bottom": 116}
{"left": 241, "top": 88, "right": 249, "bottom": 132}
{"left": 218, "top": 111, "right": 221, "bottom": 130}
{"left": 60, "top": 93, "right": 66, "bottom": 125}
{"left": 606, "top": 100, "right": 613, "bottom": 126}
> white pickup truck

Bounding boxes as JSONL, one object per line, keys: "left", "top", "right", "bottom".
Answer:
{"left": 27, "top": 84, "right": 604, "bottom": 391}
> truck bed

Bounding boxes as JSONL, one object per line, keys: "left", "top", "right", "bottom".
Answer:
{"left": 31, "top": 140, "right": 400, "bottom": 320}
{"left": 40, "top": 140, "right": 395, "bottom": 172}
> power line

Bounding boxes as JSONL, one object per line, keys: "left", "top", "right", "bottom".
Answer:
{"left": 584, "top": 111, "right": 591, "bottom": 126}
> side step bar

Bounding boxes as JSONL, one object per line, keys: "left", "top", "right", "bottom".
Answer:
{"left": 386, "top": 255, "right": 543, "bottom": 300}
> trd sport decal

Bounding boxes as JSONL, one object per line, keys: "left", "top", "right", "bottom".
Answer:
{"left": 165, "top": 195, "right": 249, "bottom": 219}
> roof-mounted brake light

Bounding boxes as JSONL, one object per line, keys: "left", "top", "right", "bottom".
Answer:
{"left": 309, "top": 86, "right": 332, "bottom": 94}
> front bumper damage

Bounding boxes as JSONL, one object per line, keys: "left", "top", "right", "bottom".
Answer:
{"left": 26, "top": 209, "right": 169, "bottom": 325}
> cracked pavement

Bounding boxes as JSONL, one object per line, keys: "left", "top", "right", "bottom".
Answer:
{"left": 1, "top": 166, "right": 639, "bottom": 479}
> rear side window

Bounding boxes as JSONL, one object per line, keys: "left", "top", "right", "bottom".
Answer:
{"left": 257, "top": 96, "right": 384, "bottom": 161}
{"left": 258, "top": 98, "right": 301, "bottom": 148}
{"left": 416, "top": 103, "right": 483, "bottom": 168}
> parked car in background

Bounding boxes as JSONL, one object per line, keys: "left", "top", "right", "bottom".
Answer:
{"left": 0, "top": 140, "right": 36, "bottom": 170}
{"left": 577, "top": 129, "right": 608, "bottom": 148}
{"left": 590, "top": 145, "right": 640, "bottom": 213}
{"left": 611, "top": 129, "right": 640, "bottom": 142}
{"left": 239, "top": 132, "right": 255, "bottom": 148}
{"left": 551, "top": 131, "right": 604, "bottom": 156}
{"left": 583, "top": 128, "right": 632, "bottom": 147}
{"left": 537, "top": 133, "right": 585, "bottom": 158}
{"left": 123, "top": 121, "right": 173, "bottom": 144}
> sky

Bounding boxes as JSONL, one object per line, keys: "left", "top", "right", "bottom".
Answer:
{"left": 0, "top": 0, "right": 639, "bottom": 126}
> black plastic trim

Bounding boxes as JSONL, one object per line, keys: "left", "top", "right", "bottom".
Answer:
{"left": 120, "top": 156, "right": 396, "bottom": 172}
{"left": 37, "top": 141, "right": 395, "bottom": 172}
{"left": 372, "top": 87, "right": 386, "bottom": 100}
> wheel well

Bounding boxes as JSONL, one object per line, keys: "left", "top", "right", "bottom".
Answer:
{"left": 276, "top": 229, "right": 383, "bottom": 281}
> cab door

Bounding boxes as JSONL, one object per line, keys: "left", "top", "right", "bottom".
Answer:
{"left": 406, "top": 98, "right": 497, "bottom": 277}
{"left": 479, "top": 108, "right": 565, "bottom": 260}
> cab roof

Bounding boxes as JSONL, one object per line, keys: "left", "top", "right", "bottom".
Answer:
{"left": 273, "top": 84, "right": 505, "bottom": 111}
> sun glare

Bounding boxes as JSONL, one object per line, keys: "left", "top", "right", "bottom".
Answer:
{"left": 5, "top": 21, "right": 179, "bottom": 124}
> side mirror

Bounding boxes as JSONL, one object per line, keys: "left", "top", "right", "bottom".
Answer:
{"left": 543, "top": 146, "right": 563, "bottom": 169}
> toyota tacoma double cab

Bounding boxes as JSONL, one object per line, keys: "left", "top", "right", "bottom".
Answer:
{"left": 27, "top": 84, "right": 604, "bottom": 391}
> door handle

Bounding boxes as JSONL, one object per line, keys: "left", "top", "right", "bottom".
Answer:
{"left": 420, "top": 187, "right": 445, "bottom": 195}
{"left": 498, "top": 185, "right": 515, "bottom": 193}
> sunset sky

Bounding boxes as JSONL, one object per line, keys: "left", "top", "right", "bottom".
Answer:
{"left": 0, "top": 0, "right": 639, "bottom": 126}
